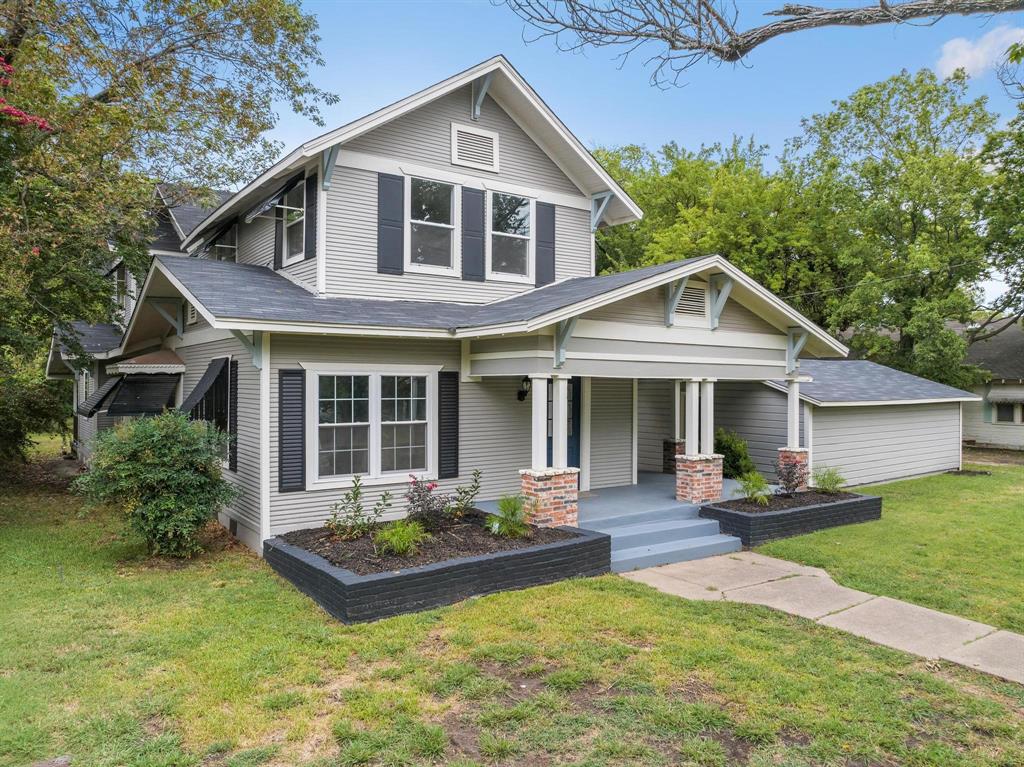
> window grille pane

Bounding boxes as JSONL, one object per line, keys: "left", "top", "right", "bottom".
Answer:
{"left": 411, "top": 178, "right": 452, "bottom": 224}
{"left": 318, "top": 424, "right": 370, "bottom": 478}
{"left": 410, "top": 224, "right": 452, "bottom": 267}
{"left": 287, "top": 220, "right": 303, "bottom": 257}
{"left": 491, "top": 234, "right": 528, "bottom": 275}
{"left": 491, "top": 193, "right": 530, "bottom": 235}
{"left": 319, "top": 376, "right": 334, "bottom": 398}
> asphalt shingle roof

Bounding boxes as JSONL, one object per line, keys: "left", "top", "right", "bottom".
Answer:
{"left": 792, "top": 359, "right": 976, "bottom": 403}
{"left": 962, "top": 322, "right": 1024, "bottom": 380}
{"left": 60, "top": 321, "right": 123, "bottom": 355}
{"left": 168, "top": 191, "right": 232, "bottom": 237}
{"left": 155, "top": 255, "right": 704, "bottom": 330}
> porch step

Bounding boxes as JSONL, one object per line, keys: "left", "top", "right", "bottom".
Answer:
{"left": 610, "top": 534, "right": 742, "bottom": 573}
{"left": 581, "top": 504, "right": 701, "bottom": 529}
{"left": 586, "top": 517, "right": 723, "bottom": 550}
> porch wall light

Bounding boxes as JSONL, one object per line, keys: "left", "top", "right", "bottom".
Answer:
{"left": 516, "top": 376, "right": 532, "bottom": 402}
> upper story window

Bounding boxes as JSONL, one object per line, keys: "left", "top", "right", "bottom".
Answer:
{"left": 113, "top": 263, "right": 128, "bottom": 311}
{"left": 407, "top": 177, "right": 456, "bottom": 273}
{"left": 282, "top": 183, "right": 305, "bottom": 266}
{"left": 211, "top": 224, "right": 237, "bottom": 262}
{"left": 488, "top": 191, "right": 533, "bottom": 282}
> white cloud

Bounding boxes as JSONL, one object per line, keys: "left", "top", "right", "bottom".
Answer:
{"left": 937, "top": 25, "right": 1024, "bottom": 78}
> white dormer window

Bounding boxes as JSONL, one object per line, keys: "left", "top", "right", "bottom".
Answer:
{"left": 406, "top": 177, "right": 457, "bottom": 273}
{"left": 281, "top": 183, "right": 305, "bottom": 266}
{"left": 487, "top": 191, "right": 533, "bottom": 282}
{"left": 451, "top": 123, "right": 499, "bottom": 173}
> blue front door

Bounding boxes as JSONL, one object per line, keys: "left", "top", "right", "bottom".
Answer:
{"left": 547, "top": 377, "right": 582, "bottom": 467}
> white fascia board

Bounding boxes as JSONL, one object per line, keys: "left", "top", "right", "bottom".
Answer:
{"left": 214, "top": 317, "right": 455, "bottom": 338}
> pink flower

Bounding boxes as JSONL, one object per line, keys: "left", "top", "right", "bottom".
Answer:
{"left": 427, "top": 482, "right": 438, "bottom": 491}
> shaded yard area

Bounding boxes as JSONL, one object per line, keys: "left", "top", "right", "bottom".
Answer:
{"left": 2, "top": 457, "right": 1022, "bottom": 767}
{"left": 759, "top": 465, "right": 1024, "bottom": 633}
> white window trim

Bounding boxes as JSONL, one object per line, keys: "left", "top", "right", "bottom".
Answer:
{"left": 450, "top": 122, "right": 500, "bottom": 173}
{"left": 303, "top": 364, "right": 441, "bottom": 490}
{"left": 992, "top": 402, "right": 1023, "bottom": 425}
{"left": 280, "top": 178, "right": 306, "bottom": 268}
{"left": 486, "top": 190, "right": 535, "bottom": 285}
{"left": 404, "top": 175, "right": 461, "bottom": 276}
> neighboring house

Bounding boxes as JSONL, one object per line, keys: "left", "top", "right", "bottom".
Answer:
{"left": 961, "top": 321, "right": 1024, "bottom": 450}
{"left": 47, "top": 56, "right": 978, "bottom": 553}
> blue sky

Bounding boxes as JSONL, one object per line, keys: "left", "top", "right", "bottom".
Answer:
{"left": 274, "top": 0, "right": 1024, "bottom": 161}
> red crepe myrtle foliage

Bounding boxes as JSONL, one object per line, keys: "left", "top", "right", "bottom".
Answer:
{"left": 0, "top": 58, "right": 52, "bottom": 132}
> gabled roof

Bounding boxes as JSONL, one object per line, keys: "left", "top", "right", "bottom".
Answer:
{"left": 182, "top": 55, "right": 643, "bottom": 249}
{"left": 766, "top": 359, "right": 978, "bottom": 406}
{"left": 157, "top": 186, "right": 233, "bottom": 242}
{"left": 960, "top": 321, "right": 1024, "bottom": 381}
{"left": 132, "top": 253, "right": 848, "bottom": 358}
{"left": 61, "top": 322, "right": 123, "bottom": 356}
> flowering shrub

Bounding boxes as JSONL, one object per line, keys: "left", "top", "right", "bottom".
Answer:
{"left": 405, "top": 475, "right": 450, "bottom": 525}
{"left": 325, "top": 475, "right": 392, "bottom": 540}
{"left": 774, "top": 456, "right": 809, "bottom": 496}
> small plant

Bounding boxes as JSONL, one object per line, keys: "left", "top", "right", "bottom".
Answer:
{"left": 325, "top": 475, "right": 391, "bottom": 539}
{"left": 774, "top": 456, "right": 809, "bottom": 496}
{"left": 737, "top": 471, "right": 771, "bottom": 506}
{"left": 715, "top": 428, "right": 756, "bottom": 479}
{"left": 449, "top": 468, "right": 483, "bottom": 519}
{"left": 374, "top": 519, "right": 430, "bottom": 557}
{"left": 405, "top": 475, "right": 451, "bottom": 526}
{"left": 487, "top": 495, "right": 532, "bottom": 539}
{"left": 813, "top": 466, "right": 846, "bottom": 494}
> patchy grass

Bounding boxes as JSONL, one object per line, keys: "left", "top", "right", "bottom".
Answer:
{"left": 1, "top": 465, "right": 1022, "bottom": 766}
{"left": 760, "top": 464, "right": 1024, "bottom": 632}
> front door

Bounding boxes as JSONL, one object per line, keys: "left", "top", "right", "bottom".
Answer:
{"left": 547, "top": 377, "right": 582, "bottom": 467}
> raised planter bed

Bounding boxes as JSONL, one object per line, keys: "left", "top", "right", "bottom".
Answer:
{"left": 700, "top": 492, "right": 881, "bottom": 547}
{"left": 264, "top": 523, "right": 610, "bottom": 623}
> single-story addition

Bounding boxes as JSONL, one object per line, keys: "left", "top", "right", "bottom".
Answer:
{"left": 961, "top": 321, "right": 1024, "bottom": 450}
{"left": 48, "top": 56, "right": 979, "bottom": 561}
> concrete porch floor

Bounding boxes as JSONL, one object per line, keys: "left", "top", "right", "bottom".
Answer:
{"left": 578, "top": 471, "right": 744, "bottom": 524}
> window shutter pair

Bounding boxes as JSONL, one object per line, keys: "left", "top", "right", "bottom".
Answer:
{"left": 276, "top": 369, "right": 460, "bottom": 493}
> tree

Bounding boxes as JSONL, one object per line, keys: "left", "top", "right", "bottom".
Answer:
{"left": 503, "top": 0, "right": 1024, "bottom": 86}
{"left": 789, "top": 69, "right": 996, "bottom": 386}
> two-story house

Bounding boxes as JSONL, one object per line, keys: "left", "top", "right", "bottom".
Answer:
{"left": 55, "top": 57, "right": 975, "bottom": 564}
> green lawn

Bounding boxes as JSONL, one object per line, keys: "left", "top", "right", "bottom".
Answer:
{"left": 759, "top": 465, "right": 1024, "bottom": 632}
{"left": 1, "top": 458, "right": 1022, "bottom": 767}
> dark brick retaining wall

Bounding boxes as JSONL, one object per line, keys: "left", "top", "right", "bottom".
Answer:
{"left": 264, "top": 527, "right": 611, "bottom": 623}
{"left": 700, "top": 494, "right": 881, "bottom": 547}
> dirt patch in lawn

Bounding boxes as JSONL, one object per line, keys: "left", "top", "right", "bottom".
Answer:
{"left": 713, "top": 490, "right": 860, "bottom": 514}
{"left": 279, "top": 515, "right": 575, "bottom": 576}
{"left": 963, "top": 446, "right": 1024, "bottom": 466}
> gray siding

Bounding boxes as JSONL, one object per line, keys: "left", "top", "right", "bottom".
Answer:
{"left": 346, "top": 87, "right": 580, "bottom": 196}
{"left": 178, "top": 336, "right": 262, "bottom": 535}
{"left": 555, "top": 206, "right": 591, "bottom": 280}
{"left": 268, "top": 334, "right": 534, "bottom": 535}
{"left": 813, "top": 403, "right": 961, "bottom": 485}
{"left": 962, "top": 385, "right": 1024, "bottom": 449}
{"left": 589, "top": 378, "right": 633, "bottom": 489}
{"left": 236, "top": 215, "right": 274, "bottom": 268}
{"left": 76, "top": 369, "right": 97, "bottom": 462}
{"left": 637, "top": 379, "right": 673, "bottom": 472}
{"left": 282, "top": 257, "right": 317, "bottom": 290}
{"left": 714, "top": 382, "right": 795, "bottom": 480}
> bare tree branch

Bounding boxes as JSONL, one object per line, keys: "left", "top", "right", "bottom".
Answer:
{"left": 502, "top": 0, "right": 1024, "bottom": 85}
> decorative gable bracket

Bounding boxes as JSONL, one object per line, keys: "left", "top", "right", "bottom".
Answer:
{"left": 321, "top": 145, "right": 340, "bottom": 191}
{"left": 708, "top": 274, "right": 734, "bottom": 330}
{"left": 786, "top": 327, "right": 809, "bottom": 374}
{"left": 230, "top": 329, "right": 264, "bottom": 370}
{"left": 553, "top": 317, "right": 577, "bottom": 369}
{"left": 146, "top": 297, "right": 184, "bottom": 338}
{"left": 664, "top": 277, "right": 690, "bottom": 327}
{"left": 591, "top": 192, "right": 613, "bottom": 232}
{"left": 471, "top": 72, "right": 494, "bottom": 121}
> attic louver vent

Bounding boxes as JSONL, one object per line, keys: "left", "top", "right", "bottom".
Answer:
{"left": 675, "top": 285, "right": 707, "bottom": 317}
{"left": 451, "top": 123, "right": 499, "bottom": 172}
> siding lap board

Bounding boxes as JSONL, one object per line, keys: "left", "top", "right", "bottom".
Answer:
{"left": 589, "top": 378, "right": 633, "bottom": 489}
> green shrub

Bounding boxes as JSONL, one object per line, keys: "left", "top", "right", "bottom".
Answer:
{"left": 73, "top": 410, "right": 235, "bottom": 557}
{"left": 813, "top": 466, "right": 846, "bottom": 494}
{"left": 487, "top": 495, "right": 531, "bottom": 539}
{"left": 373, "top": 519, "right": 430, "bottom": 557}
{"left": 714, "top": 428, "right": 756, "bottom": 479}
{"left": 325, "top": 475, "right": 391, "bottom": 539}
{"left": 449, "top": 468, "right": 483, "bottom": 519}
{"left": 737, "top": 471, "right": 771, "bottom": 507}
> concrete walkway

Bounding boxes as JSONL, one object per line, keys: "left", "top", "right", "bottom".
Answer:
{"left": 623, "top": 552, "right": 1024, "bottom": 685}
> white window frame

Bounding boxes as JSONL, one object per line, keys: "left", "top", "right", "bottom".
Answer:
{"left": 404, "top": 175, "right": 460, "bottom": 275}
{"left": 450, "top": 122, "right": 500, "bottom": 173}
{"left": 993, "top": 402, "right": 1022, "bottom": 425}
{"left": 280, "top": 180, "right": 305, "bottom": 268}
{"left": 303, "top": 364, "right": 441, "bottom": 490}
{"left": 212, "top": 223, "right": 238, "bottom": 263}
{"left": 485, "top": 190, "right": 535, "bottom": 285}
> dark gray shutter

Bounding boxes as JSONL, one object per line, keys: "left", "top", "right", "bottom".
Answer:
{"left": 273, "top": 207, "right": 283, "bottom": 270}
{"left": 180, "top": 358, "right": 227, "bottom": 413}
{"left": 76, "top": 377, "right": 121, "bottom": 417}
{"left": 461, "top": 188, "right": 485, "bottom": 282}
{"left": 278, "top": 369, "right": 305, "bottom": 492}
{"left": 228, "top": 360, "right": 238, "bottom": 472}
{"left": 535, "top": 202, "right": 556, "bottom": 287}
{"left": 106, "top": 374, "right": 179, "bottom": 416}
{"left": 304, "top": 173, "right": 317, "bottom": 261}
{"left": 377, "top": 173, "right": 404, "bottom": 274}
{"left": 437, "top": 371, "right": 459, "bottom": 479}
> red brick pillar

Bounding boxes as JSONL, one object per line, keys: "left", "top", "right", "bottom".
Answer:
{"left": 519, "top": 467, "right": 580, "bottom": 527}
{"left": 776, "top": 448, "right": 810, "bottom": 491}
{"left": 675, "top": 442, "right": 723, "bottom": 504}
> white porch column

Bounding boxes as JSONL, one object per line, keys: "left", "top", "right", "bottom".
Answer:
{"left": 699, "top": 380, "right": 715, "bottom": 455}
{"left": 672, "top": 380, "right": 682, "bottom": 441}
{"left": 786, "top": 379, "right": 801, "bottom": 449}
{"left": 551, "top": 376, "right": 569, "bottom": 469}
{"left": 530, "top": 375, "right": 549, "bottom": 470}
{"left": 685, "top": 380, "right": 700, "bottom": 456}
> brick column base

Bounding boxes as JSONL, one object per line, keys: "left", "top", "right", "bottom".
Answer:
{"left": 675, "top": 445, "right": 723, "bottom": 504}
{"left": 662, "top": 439, "right": 681, "bottom": 474}
{"left": 776, "top": 448, "right": 810, "bottom": 491}
{"left": 520, "top": 467, "right": 580, "bottom": 527}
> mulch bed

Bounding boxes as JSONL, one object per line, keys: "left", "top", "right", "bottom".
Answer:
{"left": 279, "top": 513, "right": 575, "bottom": 576}
{"left": 714, "top": 490, "right": 860, "bottom": 514}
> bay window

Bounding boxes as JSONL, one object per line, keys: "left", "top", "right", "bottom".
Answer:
{"left": 488, "top": 191, "right": 532, "bottom": 280}
{"left": 408, "top": 177, "right": 455, "bottom": 271}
